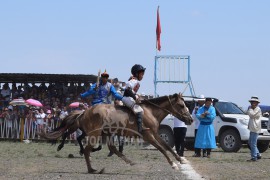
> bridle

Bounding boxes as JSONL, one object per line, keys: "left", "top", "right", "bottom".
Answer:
{"left": 143, "top": 95, "right": 190, "bottom": 118}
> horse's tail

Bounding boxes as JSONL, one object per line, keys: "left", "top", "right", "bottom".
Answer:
{"left": 38, "top": 110, "right": 84, "bottom": 140}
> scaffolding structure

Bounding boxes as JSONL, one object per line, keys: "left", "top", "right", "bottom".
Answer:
{"left": 154, "top": 55, "right": 196, "bottom": 97}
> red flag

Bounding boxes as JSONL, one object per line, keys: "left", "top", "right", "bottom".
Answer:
{"left": 156, "top": 6, "right": 161, "bottom": 51}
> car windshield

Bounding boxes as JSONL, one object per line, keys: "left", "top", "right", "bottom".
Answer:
{"left": 215, "top": 102, "right": 245, "bottom": 115}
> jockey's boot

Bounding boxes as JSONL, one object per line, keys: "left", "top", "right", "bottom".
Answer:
{"left": 136, "top": 112, "right": 150, "bottom": 134}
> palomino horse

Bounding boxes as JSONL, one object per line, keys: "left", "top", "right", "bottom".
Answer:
{"left": 40, "top": 93, "right": 193, "bottom": 173}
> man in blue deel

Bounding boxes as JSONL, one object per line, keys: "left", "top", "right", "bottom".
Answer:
{"left": 194, "top": 97, "right": 216, "bottom": 158}
{"left": 81, "top": 70, "right": 123, "bottom": 105}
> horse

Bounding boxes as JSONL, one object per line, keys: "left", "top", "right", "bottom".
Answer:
{"left": 40, "top": 93, "right": 193, "bottom": 173}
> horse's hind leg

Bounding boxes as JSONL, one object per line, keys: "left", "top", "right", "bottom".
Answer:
{"left": 83, "top": 145, "right": 97, "bottom": 173}
{"left": 84, "top": 134, "right": 105, "bottom": 174}
{"left": 143, "top": 131, "right": 178, "bottom": 170}
{"left": 57, "top": 132, "right": 68, "bottom": 151}
{"left": 77, "top": 130, "right": 86, "bottom": 156}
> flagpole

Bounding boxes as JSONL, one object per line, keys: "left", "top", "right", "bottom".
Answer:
{"left": 154, "top": 6, "right": 160, "bottom": 97}
{"left": 156, "top": 6, "right": 159, "bottom": 56}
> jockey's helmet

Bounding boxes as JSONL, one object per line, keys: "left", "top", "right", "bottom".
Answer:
{"left": 101, "top": 70, "right": 109, "bottom": 78}
{"left": 131, "top": 64, "right": 146, "bottom": 77}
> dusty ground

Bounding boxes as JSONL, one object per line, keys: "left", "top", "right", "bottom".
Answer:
{"left": 185, "top": 147, "right": 270, "bottom": 180}
{"left": 1, "top": 141, "right": 270, "bottom": 180}
{"left": 0, "top": 141, "right": 188, "bottom": 180}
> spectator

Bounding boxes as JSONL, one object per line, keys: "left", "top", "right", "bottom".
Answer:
{"left": 22, "top": 82, "right": 30, "bottom": 94}
{"left": 35, "top": 108, "right": 46, "bottom": 133}
{"left": 1, "top": 83, "right": 11, "bottom": 106}
{"left": 192, "top": 94, "right": 206, "bottom": 157}
{"left": 0, "top": 108, "right": 3, "bottom": 125}
{"left": 0, "top": 94, "right": 4, "bottom": 110}
{"left": 195, "top": 97, "right": 216, "bottom": 158}
{"left": 25, "top": 109, "right": 35, "bottom": 140}
{"left": 3, "top": 106, "right": 15, "bottom": 138}
{"left": 62, "top": 82, "right": 69, "bottom": 95}
{"left": 59, "top": 106, "right": 68, "bottom": 120}
{"left": 247, "top": 96, "right": 262, "bottom": 162}
{"left": 51, "top": 108, "right": 61, "bottom": 129}
{"left": 45, "top": 109, "right": 53, "bottom": 131}
{"left": 173, "top": 115, "right": 187, "bottom": 157}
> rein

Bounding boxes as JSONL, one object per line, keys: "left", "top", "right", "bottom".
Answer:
{"left": 143, "top": 96, "right": 189, "bottom": 117}
{"left": 143, "top": 98, "right": 172, "bottom": 114}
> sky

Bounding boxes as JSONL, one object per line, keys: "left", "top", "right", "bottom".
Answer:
{"left": 0, "top": 1, "right": 269, "bottom": 108}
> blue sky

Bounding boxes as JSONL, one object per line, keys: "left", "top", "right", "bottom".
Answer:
{"left": 0, "top": 1, "right": 269, "bottom": 108}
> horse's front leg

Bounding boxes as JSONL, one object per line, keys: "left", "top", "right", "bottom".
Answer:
{"left": 142, "top": 131, "right": 179, "bottom": 170}
{"left": 154, "top": 134, "right": 183, "bottom": 163}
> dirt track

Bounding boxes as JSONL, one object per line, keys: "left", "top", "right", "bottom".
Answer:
{"left": 2, "top": 141, "right": 270, "bottom": 180}
{"left": 0, "top": 141, "right": 188, "bottom": 180}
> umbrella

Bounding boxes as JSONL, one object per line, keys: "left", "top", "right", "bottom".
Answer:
{"left": 9, "top": 99, "right": 28, "bottom": 106}
{"left": 69, "top": 102, "right": 80, "bottom": 108}
{"left": 26, "top": 99, "right": 43, "bottom": 107}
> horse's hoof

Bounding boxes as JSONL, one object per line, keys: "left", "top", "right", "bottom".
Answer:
{"left": 180, "top": 157, "right": 188, "bottom": 164}
{"left": 88, "top": 169, "right": 97, "bottom": 173}
{"left": 79, "top": 151, "right": 84, "bottom": 156}
{"left": 172, "top": 162, "right": 179, "bottom": 170}
{"left": 98, "top": 168, "right": 105, "bottom": 174}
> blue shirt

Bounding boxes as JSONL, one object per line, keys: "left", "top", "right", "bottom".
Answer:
{"left": 81, "top": 81, "right": 123, "bottom": 105}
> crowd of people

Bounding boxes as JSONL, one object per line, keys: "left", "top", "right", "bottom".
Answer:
{"left": 0, "top": 77, "right": 126, "bottom": 140}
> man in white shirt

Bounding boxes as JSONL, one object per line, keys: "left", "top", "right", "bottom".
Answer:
{"left": 247, "top": 96, "right": 262, "bottom": 161}
{"left": 173, "top": 116, "right": 187, "bottom": 157}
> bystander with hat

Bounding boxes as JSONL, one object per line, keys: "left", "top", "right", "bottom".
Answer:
{"left": 247, "top": 96, "right": 262, "bottom": 161}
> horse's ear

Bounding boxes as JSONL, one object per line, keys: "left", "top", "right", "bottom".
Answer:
{"left": 179, "top": 93, "right": 182, "bottom": 97}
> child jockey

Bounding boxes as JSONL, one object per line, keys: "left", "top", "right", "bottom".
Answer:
{"left": 121, "top": 64, "right": 150, "bottom": 134}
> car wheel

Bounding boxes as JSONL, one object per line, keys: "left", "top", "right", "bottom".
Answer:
{"left": 220, "top": 129, "right": 242, "bottom": 152}
{"left": 257, "top": 141, "right": 269, "bottom": 153}
{"left": 158, "top": 127, "right": 174, "bottom": 148}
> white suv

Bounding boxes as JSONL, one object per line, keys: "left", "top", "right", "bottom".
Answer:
{"left": 159, "top": 97, "right": 270, "bottom": 153}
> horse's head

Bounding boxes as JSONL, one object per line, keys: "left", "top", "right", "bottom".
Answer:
{"left": 168, "top": 93, "right": 193, "bottom": 125}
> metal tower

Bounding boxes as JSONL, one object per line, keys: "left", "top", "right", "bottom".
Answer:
{"left": 154, "top": 55, "right": 196, "bottom": 97}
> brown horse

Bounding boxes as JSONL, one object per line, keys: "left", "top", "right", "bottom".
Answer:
{"left": 40, "top": 93, "right": 193, "bottom": 173}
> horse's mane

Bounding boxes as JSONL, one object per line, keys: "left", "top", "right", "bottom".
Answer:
{"left": 141, "top": 93, "right": 178, "bottom": 104}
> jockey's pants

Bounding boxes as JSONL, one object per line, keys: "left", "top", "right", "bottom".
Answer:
{"left": 121, "top": 97, "right": 144, "bottom": 114}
